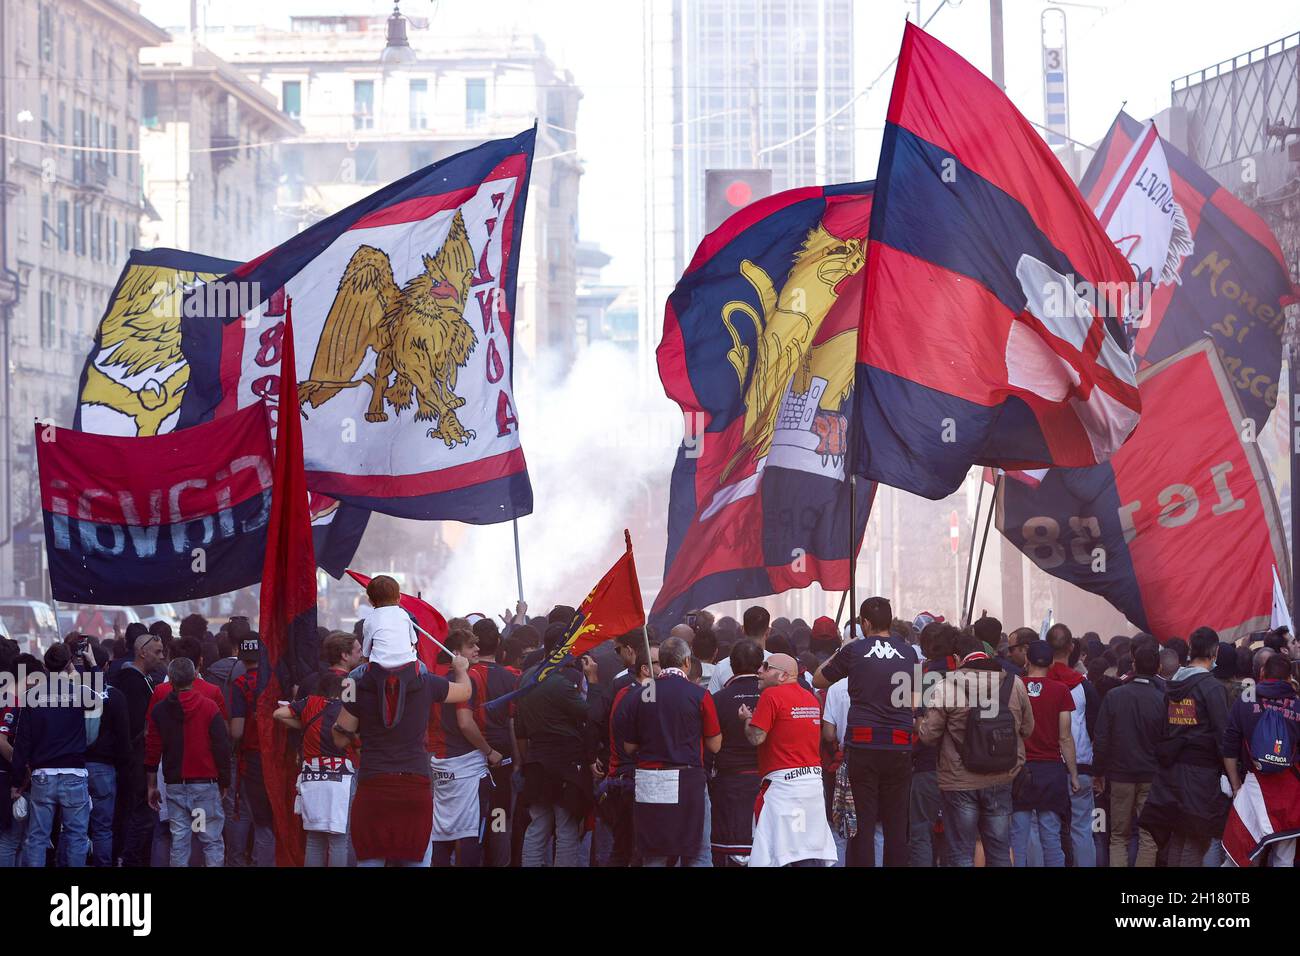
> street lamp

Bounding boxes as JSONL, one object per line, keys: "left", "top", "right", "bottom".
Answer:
{"left": 380, "top": 2, "right": 417, "bottom": 67}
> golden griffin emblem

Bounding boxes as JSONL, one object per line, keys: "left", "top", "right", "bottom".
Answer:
{"left": 80, "top": 264, "right": 222, "bottom": 436}
{"left": 719, "top": 223, "right": 866, "bottom": 482}
{"left": 297, "top": 210, "right": 479, "bottom": 447}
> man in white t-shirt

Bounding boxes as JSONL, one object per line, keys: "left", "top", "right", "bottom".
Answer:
{"left": 708, "top": 607, "right": 772, "bottom": 694}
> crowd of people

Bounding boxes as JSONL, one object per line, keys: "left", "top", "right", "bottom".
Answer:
{"left": 1, "top": 581, "right": 1297, "bottom": 868}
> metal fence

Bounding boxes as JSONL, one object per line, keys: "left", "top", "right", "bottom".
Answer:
{"left": 1171, "top": 31, "right": 1299, "bottom": 176}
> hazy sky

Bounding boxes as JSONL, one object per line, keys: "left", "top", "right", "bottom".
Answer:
{"left": 141, "top": 0, "right": 1299, "bottom": 285}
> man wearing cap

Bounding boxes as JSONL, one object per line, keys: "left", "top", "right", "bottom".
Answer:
{"left": 1012, "top": 641, "right": 1076, "bottom": 867}
{"left": 742, "top": 653, "right": 837, "bottom": 867}
{"left": 810, "top": 617, "right": 840, "bottom": 662}
{"left": 229, "top": 630, "right": 275, "bottom": 867}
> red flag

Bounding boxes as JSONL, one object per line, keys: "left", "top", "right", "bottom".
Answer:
{"left": 490, "top": 531, "right": 644, "bottom": 709}
{"left": 344, "top": 568, "right": 446, "bottom": 670}
{"left": 255, "top": 299, "right": 318, "bottom": 866}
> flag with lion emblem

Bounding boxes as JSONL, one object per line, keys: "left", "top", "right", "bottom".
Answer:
{"left": 73, "top": 247, "right": 370, "bottom": 576}
{"left": 176, "top": 128, "right": 535, "bottom": 521}
{"left": 650, "top": 183, "right": 876, "bottom": 632}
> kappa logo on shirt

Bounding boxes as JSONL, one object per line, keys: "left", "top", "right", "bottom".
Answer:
{"left": 864, "top": 640, "right": 903, "bottom": 660}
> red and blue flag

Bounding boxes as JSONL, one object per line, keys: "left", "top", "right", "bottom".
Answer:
{"left": 651, "top": 183, "right": 875, "bottom": 630}
{"left": 854, "top": 24, "right": 1141, "bottom": 499}
{"left": 1079, "top": 111, "right": 1300, "bottom": 431}
{"left": 37, "top": 400, "right": 273, "bottom": 605}
{"left": 997, "top": 339, "right": 1289, "bottom": 641}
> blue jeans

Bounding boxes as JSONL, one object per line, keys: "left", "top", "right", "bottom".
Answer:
{"left": 166, "top": 783, "right": 225, "bottom": 867}
{"left": 25, "top": 773, "right": 90, "bottom": 868}
{"left": 943, "top": 783, "right": 1013, "bottom": 867}
{"left": 86, "top": 763, "right": 116, "bottom": 867}
{"left": 1012, "top": 809, "right": 1065, "bottom": 867}
{"left": 1069, "top": 774, "right": 1096, "bottom": 867}
{"left": 0, "top": 812, "right": 24, "bottom": 867}
{"left": 908, "top": 770, "right": 942, "bottom": 867}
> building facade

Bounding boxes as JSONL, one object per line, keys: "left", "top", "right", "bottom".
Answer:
{"left": 199, "top": 12, "right": 584, "bottom": 375}
{"left": 640, "top": 0, "right": 855, "bottom": 381}
{"left": 0, "top": 0, "right": 168, "bottom": 597}
{"left": 138, "top": 41, "right": 303, "bottom": 260}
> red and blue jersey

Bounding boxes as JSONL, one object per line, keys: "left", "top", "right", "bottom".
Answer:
{"left": 617, "top": 671, "right": 721, "bottom": 769}
{"left": 427, "top": 663, "right": 482, "bottom": 759}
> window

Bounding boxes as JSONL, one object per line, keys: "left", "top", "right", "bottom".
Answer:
{"left": 72, "top": 108, "right": 85, "bottom": 182}
{"left": 109, "top": 125, "right": 118, "bottom": 176}
{"left": 465, "top": 78, "right": 486, "bottom": 126}
{"left": 58, "top": 100, "right": 65, "bottom": 144}
{"left": 353, "top": 80, "right": 374, "bottom": 130}
{"left": 57, "top": 200, "right": 69, "bottom": 251}
{"left": 41, "top": 195, "right": 52, "bottom": 247}
{"left": 39, "top": 5, "right": 54, "bottom": 63}
{"left": 409, "top": 79, "right": 428, "bottom": 130}
{"left": 142, "top": 82, "right": 158, "bottom": 128}
{"left": 74, "top": 201, "right": 85, "bottom": 256}
{"left": 282, "top": 80, "right": 301, "bottom": 119}
{"left": 40, "top": 93, "right": 49, "bottom": 143}
{"left": 40, "top": 291, "right": 56, "bottom": 349}
{"left": 127, "top": 132, "right": 134, "bottom": 183}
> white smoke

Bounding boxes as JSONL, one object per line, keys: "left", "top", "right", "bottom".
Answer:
{"left": 424, "top": 342, "right": 679, "bottom": 617}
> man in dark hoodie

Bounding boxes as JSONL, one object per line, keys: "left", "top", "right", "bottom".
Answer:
{"left": 1223, "top": 652, "right": 1300, "bottom": 793}
{"left": 10, "top": 643, "right": 92, "bottom": 867}
{"left": 1139, "top": 627, "right": 1230, "bottom": 866}
{"left": 1093, "top": 643, "right": 1163, "bottom": 867}
{"left": 79, "top": 643, "right": 131, "bottom": 866}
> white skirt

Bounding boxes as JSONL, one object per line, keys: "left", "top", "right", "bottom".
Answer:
{"left": 294, "top": 757, "right": 355, "bottom": 835}
{"left": 429, "top": 751, "right": 488, "bottom": 842}
{"left": 749, "top": 767, "right": 838, "bottom": 868}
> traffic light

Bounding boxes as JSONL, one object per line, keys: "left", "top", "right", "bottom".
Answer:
{"left": 705, "top": 168, "right": 772, "bottom": 233}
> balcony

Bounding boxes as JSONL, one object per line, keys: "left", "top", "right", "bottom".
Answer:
{"left": 73, "top": 158, "right": 109, "bottom": 193}
{"left": 211, "top": 132, "right": 240, "bottom": 173}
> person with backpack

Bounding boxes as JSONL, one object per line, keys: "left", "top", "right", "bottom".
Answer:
{"left": 917, "top": 628, "right": 1033, "bottom": 867}
{"left": 1138, "top": 627, "right": 1231, "bottom": 867}
{"left": 1223, "top": 652, "right": 1300, "bottom": 793}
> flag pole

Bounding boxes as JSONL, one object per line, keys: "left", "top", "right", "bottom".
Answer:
{"left": 848, "top": 474, "right": 858, "bottom": 636}
{"left": 411, "top": 619, "right": 452, "bottom": 658}
{"left": 628, "top": 529, "right": 654, "bottom": 691}
{"left": 512, "top": 517, "right": 525, "bottom": 605}
{"left": 834, "top": 588, "right": 849, "bottom": 627}
{"left": 959, "top": 474, "right": 987, "bottom": 628}
{"left": 963, "top": 472, "right": 1002, "bottom": 629}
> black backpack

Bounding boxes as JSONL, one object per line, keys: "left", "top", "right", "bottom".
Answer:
{"left": 960, "top": 670, "right": 1018, "bottom": 774}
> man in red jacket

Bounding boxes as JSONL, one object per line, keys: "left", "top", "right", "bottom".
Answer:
{"left": 146, "top": 657, "right": 231, "bottom": 867}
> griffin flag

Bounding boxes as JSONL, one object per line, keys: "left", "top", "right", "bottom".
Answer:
{"left": 74, "top": 247, "right": 370, "bottom": 576}
{"left": 651, "top": 183, "right": 875, "bottom": 631}
{"left": 177, "top": 130, "right": 535, "bottom": 522}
